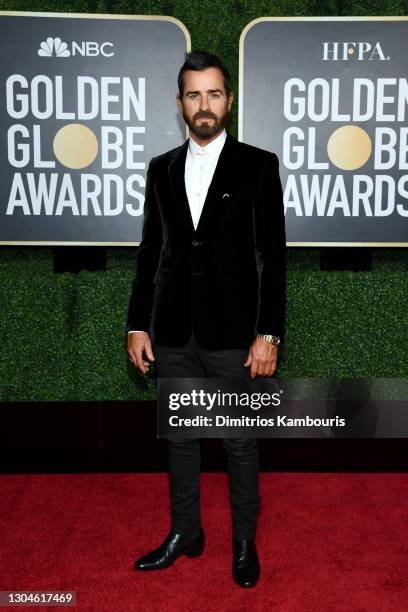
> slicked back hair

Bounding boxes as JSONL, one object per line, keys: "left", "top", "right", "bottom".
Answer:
{"left": 177, "top": 50, "right": 232, "bottom": 97}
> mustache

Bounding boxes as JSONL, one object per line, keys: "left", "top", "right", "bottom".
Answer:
{"left": 194, "top": 112, "right": 217, "bottom": 120}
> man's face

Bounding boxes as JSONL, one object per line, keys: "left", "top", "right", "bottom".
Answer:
{"left": 176, "top": 67, "right": 233, "bottom": 140}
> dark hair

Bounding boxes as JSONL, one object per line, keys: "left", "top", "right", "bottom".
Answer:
{"left": 177, "top": 50, "right": 232, "bottom": 97}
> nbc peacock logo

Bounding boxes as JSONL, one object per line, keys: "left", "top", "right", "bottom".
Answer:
{"left": 38, "top": 37, "right": 70, "bottom": 57}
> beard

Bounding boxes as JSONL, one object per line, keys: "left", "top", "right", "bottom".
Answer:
{"left": 182, "top": 106, "right": 230, "bottom": 140}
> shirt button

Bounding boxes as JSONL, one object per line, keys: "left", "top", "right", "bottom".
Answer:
{"left": 192, "top": 240, "right": 199, "bottom": 247}
{"left": 196, "top": 192, "right": 200, "bottom": 196}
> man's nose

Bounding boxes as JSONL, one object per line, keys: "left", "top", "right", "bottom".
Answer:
{"left": 199, "top": 95, "right": 210, "bottom": 110}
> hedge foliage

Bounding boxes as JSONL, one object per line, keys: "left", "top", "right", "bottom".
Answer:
{"left": 1, "top": 248, "right": 407, "bottom": 401}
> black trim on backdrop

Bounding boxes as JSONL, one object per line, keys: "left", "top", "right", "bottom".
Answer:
{"left": 53, "top": 247, "right": 107, "bottom": 273}
{"left": 320, "top": 247, "right": 372, "bottom": 271}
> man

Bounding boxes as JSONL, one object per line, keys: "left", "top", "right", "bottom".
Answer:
{"left": 127, "top": 51, "right": 286, "bottom": 588}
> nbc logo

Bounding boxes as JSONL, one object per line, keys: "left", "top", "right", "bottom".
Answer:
{"left": 37, "top": 37, "right": 114, "bottom": 57}
{"left": 38, "top": 37, "right": 70, "bottom": 57}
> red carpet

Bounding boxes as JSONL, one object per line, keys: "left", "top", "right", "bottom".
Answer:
{"left": 1, "top": 473, "right": 407, "bottom": 611}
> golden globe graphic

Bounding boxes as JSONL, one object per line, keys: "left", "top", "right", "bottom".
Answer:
{"left": 240, "top": 17, "right": 408, "bottom": 245}
{"left": 0, "top": 11, "right": 190, "bottom": 244}
{"left": 327, "top": 126, "right": 372, "bottom": 172}
{"left": 53, "top": 124, "right": 98, "bottom": 169}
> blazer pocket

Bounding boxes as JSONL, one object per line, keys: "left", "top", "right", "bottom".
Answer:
{"left": 219, "top": 186, "right": 254, "bottom": 200}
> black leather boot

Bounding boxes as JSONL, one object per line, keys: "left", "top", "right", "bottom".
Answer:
{"left": 134, "top": 528, "right": 205, "bottom": 571}
{"left": 232, "top": 539, "right": 260, "bottom": 587}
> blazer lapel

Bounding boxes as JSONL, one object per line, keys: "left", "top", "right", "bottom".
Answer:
{"left": 168, "top": 139, "right": 194, "bottom": 233}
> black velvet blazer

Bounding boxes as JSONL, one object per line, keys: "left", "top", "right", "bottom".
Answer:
{"left": 126, "top": 131, "right": 286, "bottom": 350}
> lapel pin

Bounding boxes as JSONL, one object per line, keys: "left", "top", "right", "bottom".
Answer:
{"left": 222, "top": 193, "right": 230, "bottom": 199}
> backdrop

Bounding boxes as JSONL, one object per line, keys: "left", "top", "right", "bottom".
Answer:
{"left": 0, "top": 0, "right": 407, "bottom": 402}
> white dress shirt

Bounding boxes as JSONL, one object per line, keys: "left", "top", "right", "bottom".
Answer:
{"left": 184, "top": 128, "right": 227, "bottom": 230}
{"left": 129, "top": 129, "right": 227, "bottom": 334}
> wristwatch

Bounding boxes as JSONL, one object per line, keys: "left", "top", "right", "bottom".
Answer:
{"left": 257, "top": 333, "right": 281, "bottom": 346}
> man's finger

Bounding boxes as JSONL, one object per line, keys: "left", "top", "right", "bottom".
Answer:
{"left": 257, "top": 363, "right": 266, "bottom": 377}
{"left": 270, "top": 363, "right": 277, "bottom": 376}
{"left": 267, "top": 359, "right": 277, "bottom": 376}
{"left": 144, "top": 340, "right": 155, "bottom": 362}
{"left": 134, "top": 347, "right": 148, "bottom": 374}
{"left": 250, "top": 360, "right": 258, "bottom": 378}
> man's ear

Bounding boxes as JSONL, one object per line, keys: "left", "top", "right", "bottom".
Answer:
{"left": 176, "top": 94, "right": 182, "bottom": 112}
{"left": 227, "top": 92, "right": 234, "bottom": 111}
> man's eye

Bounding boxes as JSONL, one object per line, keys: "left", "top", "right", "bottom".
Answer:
{"left": 210, "top": 93, "right": 220, "bottom": 98}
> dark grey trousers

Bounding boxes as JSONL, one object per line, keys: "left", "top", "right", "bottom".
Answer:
{"left": 153, "top": 332, "right": 260, "bottom": 541}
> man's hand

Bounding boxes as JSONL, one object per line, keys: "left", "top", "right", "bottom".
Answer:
{"left": 244, "top": 336, "right": 278, "bottom": 378}
{"left": 127, "top": 332, "right": 155, "bottom": 374}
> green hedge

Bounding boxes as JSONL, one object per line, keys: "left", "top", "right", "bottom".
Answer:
{"left": 1, "top": 249, "right": 407, "bottom": 401}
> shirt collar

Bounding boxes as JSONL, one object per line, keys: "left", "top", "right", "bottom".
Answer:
{"left": 188, "top": 128, "right": 227, "bottom": 158}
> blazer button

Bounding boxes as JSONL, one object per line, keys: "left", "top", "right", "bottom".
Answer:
{"left": 192, "top": 240, "right": 199, "bottom": 247}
